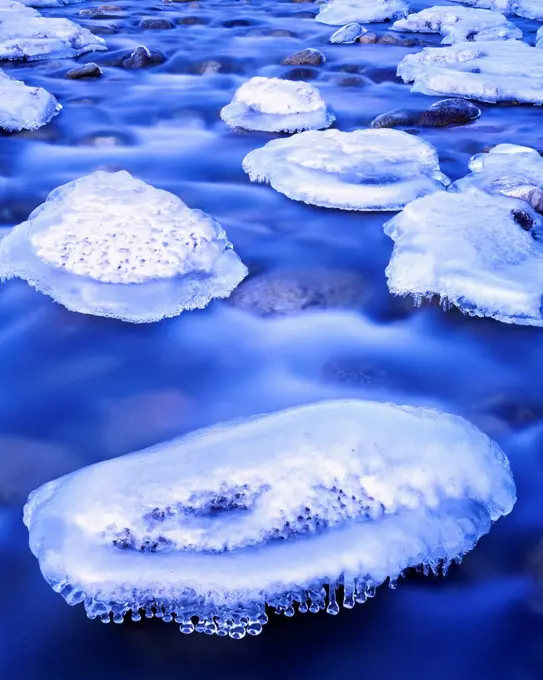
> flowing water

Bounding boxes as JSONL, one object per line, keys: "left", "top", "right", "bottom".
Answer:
{"left": 1, "top": 0, "right": 543, "bottom": 678}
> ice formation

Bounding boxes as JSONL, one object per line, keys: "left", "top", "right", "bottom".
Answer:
{"left": 537, "top": 25, "right": 543, "bottom": 47}
{"left": 330, "top": 23, "right": 367, "bottom": 44}
{"left": 385, "top": 188, "right": 543, "bottom": 325}
{"left": 0, "top": 68, "right": 60, "bottom": 131}
{"left": 220, "top": 77, "right": 334, "bottom": 133}
{"left": 243, "top": 129, "right": 450, "bottom": 211}
{"left": 23, "top": 399, "right": 515, "bottom": 639}
{"left": 0, "top": 171, "right": 248, "bottom": 322}
{"left": 391, "top": 7, "right": 521, "bottom": 45}
{"left": 0, "top": 0, "right": 40, "bottom": 17}
{"left": 316, "top": 0, "right": 408, "bottom": 26}
{"left": 451, "top": 0, "right": 543, "bottom": 21}
{"left": 19, "top": 0, "right": 85, "bottom": 6}
{"left": 397, "top": 40, "right": 543, "bottom": 104}
{"left": 450, "top": 144, "right": 543, "bottom": 213}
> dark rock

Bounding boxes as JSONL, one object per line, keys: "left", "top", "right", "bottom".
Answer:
{"left": 338, "top": 74, "right": 369, "bottom": 87}
{"left": 178, "top": 16, "right": 207, "bottom": 24}
{"left": 121, "top": 45, "right": 166, "bottom": 68}
{"left": 418, "top": 98, "right": 481, "bottom": 127}
{"left": 222, "top": 18, "right": 251, "bottom": 27}
{"left": 139, "top": 17, "right": 174, "bottom": 29}
{"left": 370, "top": 109, "right": 418, "bottom": 128}
{"left": 363, "top": 66, "right": 398, "bottom": 83}
{"left": 512, "top": 207, "right": 536, "bottom": 232}
{"left": 358, "top": 31, "right": 377, "bottom": 44}
{"left": 284, "top": 67, "right": 319, "bottom": 81}
{"left": 282, "top": 48, "right": 325, "bottom": 66}
{"left": 65, "top": 62, "right": 103, "bottom": 79}
{"left": 377, "top": 34, "right": 427, "bottom": 46}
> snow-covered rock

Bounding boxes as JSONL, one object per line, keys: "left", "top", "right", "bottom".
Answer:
{"left": 220, "top": 77, "right": 334, "bottom": 133}
{"left": 316, "top": 0, "right": 408, "bottom": 27}
{"left": 330, "top": 23, "right": 367, "bottom": 43}
{"left": 0, "top": 68, "right": 60, "bottom": 131}
{"left": 451, "top": 0, "right": 543, "bottom": 21}
{"left": 0, "top": 171, "right": 247, "bottom": 322}
{"left": 398, "top": 40, "right": 543, "bottom": 104}
{"left": 243, "top": 128, "right": 450, "bottom": 211}
{"left": 385, "top": 188, "right": 543, "bottom": 325}
{"left": 23, "top": 399, "right": 515, "bottom": 638}
{"left": 391, "top": 6, "right": 521, "bottom": 45}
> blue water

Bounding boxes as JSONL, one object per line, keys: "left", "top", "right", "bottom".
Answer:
{"left": 2, "top": 0, "right": 543, "bottom": 677}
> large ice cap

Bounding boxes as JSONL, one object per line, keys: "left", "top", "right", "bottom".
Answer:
{"left": 449, "top": 144, "right": 543, "bottom": 213}
{"left": 0, "top": 0, "right": 40, "bottom": 17}
{"left": 451, "top": 0, "right": 543, "bottom": 21}
{"left": 0, "top": 171, "right": 248, "bottom": 322}
{"left": 220, "top": 77, "right": 334, "bottom": 133}
{"left": 385, "top": 188, "right": 543, "bottom": 325}
{"left": 398, "top": 40, "right": 543, "bottom": 104}
{"left": 243, "top": 128, "right": 450, "bottom": 211}
{"left": 391, "top": 6, "right": 521, "bottom": 45}
{"left": 316, "top": 0, "right": 408, "bottom": 26}
{"left": 18, "top": 0, "right": 85, "bottom": 5}
{"left": 0, "top": 68, "right": 60, "bottom": 131}
{"left": 23, "top": 399, "right": 515, "bottom": 638}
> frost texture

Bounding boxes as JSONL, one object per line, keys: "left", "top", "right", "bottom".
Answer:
{"left": 23, "top": 400, "right": 515, "bottom": 639}
{"left": 451, "top": 0, "right": 543, "bottom": 20}
{"left": 0, "top": 10, "right": 106, "bottom": 60}
{"left": 391, "top": 7, "right": 521, "bottom": 45}
{"left": 449, "top": 144, "right": 543, "bottom": 213}
{"left": 316, "top": 0, "right": 408, "bottom": 26}
{"left": 385, "top": 188, "right": 543, "bottom": 325}
{"left": 220, "top": 77, "right": 334, "bottom": 133}
{"left": 243, "top": 128, "right": 450, "bottom": 211}
{"left": 0, "top": 68, "right": 60, "bottom": 131}
{"left": 398, "top": 40, "right": 543, "bottom": 104}
{"left": 537, "top": 25, "right": 542, "bottom": 48}
{"left": 0, "top": 171, "right": 248, "bottom": 323}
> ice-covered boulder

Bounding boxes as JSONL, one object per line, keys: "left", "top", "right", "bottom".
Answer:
{"left": 450, "top": 144, "right": 543, "bottom": 213}
{"left": 243, "top": 128, "right": 450, "bottom": 211}
{"left": 537, "top": 25, "right": 543, "bottom": 48}
{"left": 316, "top": 0, "right": 408, "bottom": 26}
{"left": 0, "top": 171, "right": 248, "bottom": 322}
{"left": 220, "top": 77, "right": 334, "bottom": 133}
{"left": 0, "top": 13, "right": 106, "bottom": 60}
{"left": 451, "top": 0, "right": 543, "bottom": 21}
{"left": 330, "top": 23, "right": 367, "bottom": 44}
{"left": 391, "top": 7, "right": 521, "bottom": 45}
{"left": 0, "top": 68, "right": 60, "bottom": 131}
{"left": 23, "top": 399, "right": 515, "bottom": 638}
{"left": 385, "top": 188, "right": 543, "bottom": 325}
{"left": 398, "top": 40, "right": 543, "bottom": 104}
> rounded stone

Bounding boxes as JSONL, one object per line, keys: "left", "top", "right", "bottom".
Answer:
{"left": 65, "top": 63, "right": 103, "bottom": 80}
{"left": 282, "top": 48, "right": 325, "bottom": 66}
{"left": 418, "top": 98, "right": 481, "bottom": 128}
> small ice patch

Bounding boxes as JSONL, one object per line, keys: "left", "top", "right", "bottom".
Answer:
{"left": 316, "top": 0, "right": 408, "bottom": 26}
{"left": 391, "top": 7, "right": 521, "bottom": 45}
{"left": 0, "top": 68, "right": 60, "bottom": 131}
{"left": 537, "top": 25, "right": 543, "bottom": 48}
{"left": 450, "top": 144, "right": 543, "bottom": 213}
{"left": 17, "top": 0, "right": 86, "bottom": 6}
{"left": 330, "top": 23, "right": 367, "bottom": 44}
{"left": 397, "top": 40, "right": 543, "bottom": 104}
{"left": 0, "top": 171, "right": 248, "bottom": 322}
{"left": 243, "top": 128, "right": 450, "bottom": 211}
{"left": 385, "top": 188, "right": 543, "bottom": 325}
{"left": 23, "top": 399, "right": 515, "bottom": 638}
{"left": 220, "top": 77, "right": 334, "bottom": 133}
{"left": 451, "top": 0, "right": 543, "bottom": 21}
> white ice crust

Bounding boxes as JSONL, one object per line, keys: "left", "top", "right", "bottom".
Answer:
{"left": 330, "top": 23, "right": 367, "bottom": 44}
{"left": 19, "top": 0, "right": 86, "bottom": 6}
{"left": 0, "top": 171, "right": 248, "bottom": 322}
{"left": 220, "top": 77, "right": 334, "bottom": 133}
{"left": 385, "top": 188, "right": 543, "bottom": 325}
{"left": 397, "top": 40, "right": 543, "bottom": 104}
{"left": 451, "top": 0, "right": 543, "bottom": 20}
{"left": 391, "top": 6, "right": 521, "bottom": 45}
{"left": 243, "top": 128, "right": 450, "bottom": 211}
{"left": 0, "top": 0, "right": 40, "bottom": 17}
{"left": 316, "top": 0, "right": 408, "bottom": 26}
{"left": 0, "top": 68, "right": 61, "bottom": 131}
{"left": 24, "top": 400, "right": 515, "bottom": 637}
{"left": 537, "top": 25, "right": 543, "bottom": 48}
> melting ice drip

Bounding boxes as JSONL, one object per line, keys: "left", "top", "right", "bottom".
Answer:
{"left": 23, "top": 400, "right": 516, "bottom": 639}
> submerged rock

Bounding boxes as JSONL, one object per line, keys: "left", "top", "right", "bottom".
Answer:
{"left": 398, "top": 40, "right": 543, "bottom": 104}
{"left": 450, "top": 0, "right": 543, "bottom": 21}
{"left": 391, "top": 6, "right": 521, "bottom": 45}
{"left": 65, "top": 62, "right": 103, "bottom": 79}
{"left": 243, "top": 128, "right": 450, "bottom": 211}
{"left": 282, "top": 48, "right": 325, "bottom": 66}
{"left": 385, "top": 188, "right": 543, "bottom": 326}
{"left": 329, "top": 23, "right": 366, "bottom": 44}
{"left": 316, "top": 0, "right": 408, "bottom": 26}
{"left": 0, "top": 171, "right": 247, "bottom": 322}
{"left": 0, "top": 68, "right": 60, "bottom": 131}
{"left": 418, "top": 98, "right": 481, "bottom": 127}
{"left": 139, "top": 17, "right": 174, "bottom": 29}
{"left": 120, "top": 45, "right": 166, "bottom": 69}
{"left": 220, "top": 77, "right": 334, "bottom": 133}
{"left": 23, "top": 400, "right": 515, "bottom": 638}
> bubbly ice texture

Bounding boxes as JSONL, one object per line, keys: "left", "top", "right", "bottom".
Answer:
{"left": 391, "top": 7, "right": 521, "bottom": 45}
{"left": 23, "top": 399, "right": 515, "bottom": 639}
{"left": 316, "top": 0, "right": 408, "bottom": 26}
{"left": 0, "top": 68, "right": 60, "bottom": 131}
{"left": 0, "top": 11, "right": 106, "bottom": 61}
{"left": 385, "top": 188, "right": 543, "bottom": 325}
{"left": 397, "top": 40, "right": 543, "bottom": 104}
{"left": 0, "top": 171, "right": 248, "bottom": 322}
{"left": 449, "top": 144, "right": 543, "bottom": 213}
{"left": 220, "top": 77, "right": 334, "bottom": 133}
{"left": 243, "top": 128, "right": 450, "bottom": 211}
{"left": 450, "top": 0, "right": 543, "bottom": 20}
